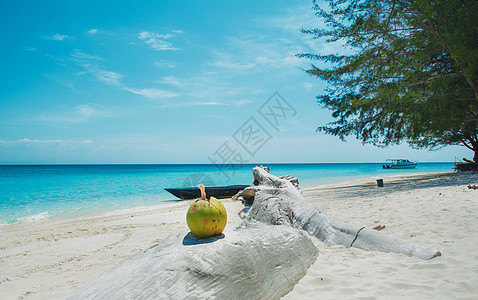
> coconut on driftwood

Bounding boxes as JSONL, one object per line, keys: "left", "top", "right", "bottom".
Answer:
{"left": 71, "top": 166, "right": 441, "bottom": 299}
{"left": 240, "top": 167, "right": 441, "bottom": 260}
{"left": 69, "top": 223, "right": 318, "bottom": 300}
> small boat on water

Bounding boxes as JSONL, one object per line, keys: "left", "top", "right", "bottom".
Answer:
{"left": 382, "top": 159, "right": 417, "bottom": 169}
{"left": 165, "top": 185, "right": 249, "bottom": 200}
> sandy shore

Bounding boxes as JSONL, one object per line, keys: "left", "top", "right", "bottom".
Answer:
{"left": 1, "top": 171, "right": 478, "bottom": 299}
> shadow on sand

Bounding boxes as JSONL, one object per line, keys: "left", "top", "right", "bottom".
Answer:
{"left": 303, "top": 172, "right": 478, "bottom": 201}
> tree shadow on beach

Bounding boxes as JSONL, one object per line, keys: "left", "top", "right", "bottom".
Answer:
{"left": 303, "top": 172, "right": 478, "bottom": 202}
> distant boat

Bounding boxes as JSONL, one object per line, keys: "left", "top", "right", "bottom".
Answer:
{"left": 165, "top": 185, "right": 249, "bottom": 200}
{"left": 382, "top": 159, "right": 417, "bottom": 169}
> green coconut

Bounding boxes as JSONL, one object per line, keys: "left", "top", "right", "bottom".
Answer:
{"left": 186, "top": 184, "right": 227, "bottom": 238}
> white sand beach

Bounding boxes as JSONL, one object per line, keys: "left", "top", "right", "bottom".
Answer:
{"left": 1, "top": 171, "right": 477, "bottom": 299}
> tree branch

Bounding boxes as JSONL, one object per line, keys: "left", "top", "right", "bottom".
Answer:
{"left": 406, "top": 3, "right": 478, "bottom": 101}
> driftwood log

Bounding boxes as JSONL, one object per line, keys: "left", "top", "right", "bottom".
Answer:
{"left": 69, "top": 223, "right": 318, "bottom": 300}
{"left": 241, "top": 167, "right": 441, "bottom": 260}
{"left": 70, "top": 166, "right": 441, "bottom": 299}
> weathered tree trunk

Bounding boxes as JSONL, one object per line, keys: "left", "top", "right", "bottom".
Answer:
{"left": 243, "top": 167, "right": 441, "bottom": 260}
{"left": 69, "top": 224, "right": 318, "bottom": 300}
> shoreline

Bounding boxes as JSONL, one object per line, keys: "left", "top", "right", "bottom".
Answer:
{"left": 0, "top": 200, "right": 194, "bottom": 234}
{"left": 1, "top": 171, "right": 477, "bottom": 299}
{"left": 0, "top": 162, "right": 456, "bottom": 228}
{"left": 0, "top": 170, "right": 456, "bottom": 231}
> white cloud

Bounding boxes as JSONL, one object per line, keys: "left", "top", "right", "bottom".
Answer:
{"left": 211, "top": 60, "right": 256, "bottom": 70}
{"left": 75, "top": 104, "right": 97, "bottom": 119}
{"left": 202, "top": 4, "right": 324, "bottom": 78}
{"left": 123, "top": 87, "right": 178, "bottom": 99}
{"left": 262, "top": 5, "right": 320, "bottom": 34}
{"left": 43, "top": 33, "right": 72, "bottom": 41}
{"left": 0, "top": 138, "right": 94, "bottom": 150}
{"left": 138, "top": 31, "right": 182, "bottom": 51}
{"left": 222, "top": 36, "right": 305, "bottom": 71}
{"left": 154, "top": 60, "right": 175, "bottom": 69}
{"left": 71, "top": 49, "right": 103, "bottom": 61}
{"left": 80, "top": 64, "right": 123, "bottom": 85}
{"left": 150, "top": 71, "right": 261, "bottom": 107}
{"left": 233, "top": 99, "right": 252, "bottom": 106}
{"left": 302, "top": 82, "right": 315, "bottom": 91}
{"left": 158, "top": 76, "right": 185, "bottom": 87}
{"left": 88, "top": 29, "right": 98, "bottom": 34}
{"left": 159, "top": 101, "right": 228, "bottom": 108}
{"left": 37, "top": 104, "right": 116, "bottom": 123}
{"left": 193, "top": 101, "right": 227, "bottom": 106}
{"left": 20, "top": 138, "right": 63, "bottom": 143}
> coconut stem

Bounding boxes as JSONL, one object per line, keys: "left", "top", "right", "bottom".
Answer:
{"left": 198, "top": 184, "right": 207, "bottom": 200}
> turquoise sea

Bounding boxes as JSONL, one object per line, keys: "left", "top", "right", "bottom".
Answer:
{"left": 0, "top": 163, "right": 455, "bottom": 226}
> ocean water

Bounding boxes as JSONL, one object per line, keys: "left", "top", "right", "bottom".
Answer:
{"left": 0, "top": 163, "right": 455, "bottom": 226}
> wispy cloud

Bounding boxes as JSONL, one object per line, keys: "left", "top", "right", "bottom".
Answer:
{"left": 71, "top": 49, "right": 103, "bottom": 61}
{"left": 233, "top": 99, "right": 252, "bottom": 106}
{"left": 204, "top": 5, "right": 323, "bottom": 78}
{"left": 223, "top": 35, "right": 304, "bottom": 71}
{"left": 191, "top": 101, "right": 227, "bottom": 106}
{"left": 42, "top": 73, "right": 77, "bottom": 91}
{"left": 302, "top": 82, "right": 315, "bottom": 91}
{"left": 43, "top": 33, "right": 72, "bottom": 41}
{"left": 157, "top": 76, "right": 185, "bottom": 88}
{"left": 262, "top": 5, "right": 319, "bottom": 33}
{"left": 138, "top": 30, "right": 182, "bottom": 51}
{"left": 80, "top": 64, "right": 123, "bottom": 85}
{"left": 37, "top": 104, "right": 115, "bottom": 123}
{"left": 88, "top": 29, "right": 98, "bottom": 34}
{"left": 0, "top": 138, "right": 93, "bottom": 150}
{"left": 156, "top": 98, "right": 254, "bottom": 109}
{"left": 158, "top": 101, "right": 228, "bottom": 108}
{"left": 151, "top": 70, "right": 260, "bottom": 107}
{"left": 211, "top": 60, "right": 256, "bottom": 70}
{"left": 123, "top": 87, "right": 178, "bottom": 99}
{"left": 154, "top": 60, "right": 175, "bottom": 69}
{"left": 262, "top": 4, "right": 352, "bottom": 56}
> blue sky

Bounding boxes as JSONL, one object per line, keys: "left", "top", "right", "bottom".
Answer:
{"left": 0, "top": 0, "right": 470, "bottom": 164}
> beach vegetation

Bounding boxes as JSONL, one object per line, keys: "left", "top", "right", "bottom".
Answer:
{"left": 300, "top": 0, "right": 478, "bottom": 161}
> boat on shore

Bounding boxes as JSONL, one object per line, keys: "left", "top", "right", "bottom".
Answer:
{"left": 454, "top": 157, "right": 477, "bottom": 172}
{"left": 165, "top": 185, "right": 250, "bottom": 200}
{"left": 382, "top": 159, "right": 417, "bottom": 169}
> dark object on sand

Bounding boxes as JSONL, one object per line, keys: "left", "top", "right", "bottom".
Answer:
{"left": 165, "top": 185, "right": 250, "bottom": 200}
{"left": 468, "top": 185, "right": 478, "bottom": 190}
{"left": 376, "top": 179, "right": 384, "bottom": 187}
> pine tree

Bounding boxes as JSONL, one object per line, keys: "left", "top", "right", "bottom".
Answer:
{"left": 300, "top": 0, "right": 478, "bottom": 161}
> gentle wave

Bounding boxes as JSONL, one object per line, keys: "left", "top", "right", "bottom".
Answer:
{"left": 0, "top": 211, "right": 49, "bottom": 226}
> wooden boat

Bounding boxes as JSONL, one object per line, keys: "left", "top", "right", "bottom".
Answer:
{"left": 165, "top": 185, "right": 250, "bottom": 200}
{"left": 454, "top": 162, "right": 478, "bottom": 171}
{"left": 382, "top": 159, "right": 417, "bottom": 169}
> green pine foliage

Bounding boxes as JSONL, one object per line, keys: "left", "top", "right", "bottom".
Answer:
{"left": 300, "top": 0, "right": 478, "bottom": 161}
